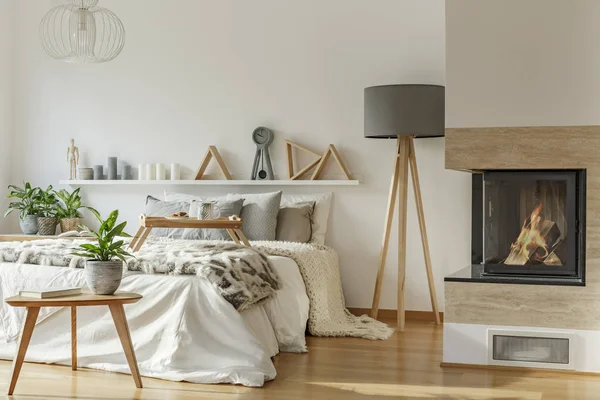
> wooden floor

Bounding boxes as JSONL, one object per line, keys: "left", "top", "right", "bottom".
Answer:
{"left": 1, "top": 319, "right": 599, "bottom": 399}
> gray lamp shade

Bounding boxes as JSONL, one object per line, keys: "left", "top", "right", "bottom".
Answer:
{"left": 364, "top": 84, "right": 445, "bottom": 139}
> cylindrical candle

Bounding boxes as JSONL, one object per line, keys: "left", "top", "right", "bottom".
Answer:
{"left": 93, "top": 165, "right": 104, "bottom": 180}
{"left": 156, "top": 163, "right": 166, "bottom": 180}
{"left": 122, "top": 164, "right": 132, "bottom": 180}
{"left": 146, "top": 164, "right": 155, "bottom": 180}
{"left": 138, "top": 164, "right": 145, "bottom": 180}
{"left": 107, "top": 157, "right": 118, "bottom": 180}
{"left": 170, "top": 163, "right": 181, "bottom": 180}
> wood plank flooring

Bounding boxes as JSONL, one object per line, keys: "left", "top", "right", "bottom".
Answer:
{"left": 1, "top": 319, "right": 599, "bottom": 399}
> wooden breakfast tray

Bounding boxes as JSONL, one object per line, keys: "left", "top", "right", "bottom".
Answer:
{"left": 128, "top": 215, "right": 250, "bottom": 251}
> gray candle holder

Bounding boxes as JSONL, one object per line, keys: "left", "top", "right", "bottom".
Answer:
{"left": 93, "top": 165, "right": 104, "bottom": 180}
{"left": 122, "top": 164, "right": 132, "bottom": 180}
{"left": 107, "top": 157, "right": 118, "bottom": 180}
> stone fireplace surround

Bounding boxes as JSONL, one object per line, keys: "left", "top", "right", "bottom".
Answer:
{"left": 443, "top": 126, "right": 600, "bottom": 373}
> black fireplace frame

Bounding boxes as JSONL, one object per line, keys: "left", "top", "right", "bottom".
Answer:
{"left": 472, "top": 169, "right": 586, "bottom": 285}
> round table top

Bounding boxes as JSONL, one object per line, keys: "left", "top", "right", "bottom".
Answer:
{"left": 4, "top": 291, "right": 142, "bottom": 307}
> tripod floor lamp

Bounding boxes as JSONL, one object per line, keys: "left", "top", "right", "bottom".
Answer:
{"left": 364, "top": 84, "right": 444, "bottom": 331}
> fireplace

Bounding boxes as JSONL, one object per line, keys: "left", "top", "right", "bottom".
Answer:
{"left": 472, "top": 170, "right": 586, "bottom": 285}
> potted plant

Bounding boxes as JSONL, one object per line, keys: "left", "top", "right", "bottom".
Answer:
{"left": 37, "top": 185, "right": 60, "bottom": 235}
{"left": 72, "top": 209, "right": 133, "bottom": 295}
{"left": 4, "top": 182, "right": 42, "bottom": 234}
{"left": 55, "top": 188, "right": 94, "bottom": 233}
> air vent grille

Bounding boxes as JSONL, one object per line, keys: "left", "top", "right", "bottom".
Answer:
{"left": 488, "top": 329, "right": 575, "bottom": 370}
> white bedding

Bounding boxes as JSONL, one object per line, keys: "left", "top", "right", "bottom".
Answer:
{"left": 0, "top": 254, "right": 309, "bottom": 387}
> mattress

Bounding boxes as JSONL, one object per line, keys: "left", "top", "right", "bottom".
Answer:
{"left": 0, "top": 254, "right": 309, "bottom": 387}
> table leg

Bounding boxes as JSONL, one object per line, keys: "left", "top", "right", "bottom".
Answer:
{"left": 132, "top": 228, "right": 152, "bottom": 252}
{"left": 235, "top": 229, "right": 251, "bottom": 247}
{"left": 108, "top": 304, "right": 143, "bottom": 388}
{"left": 71, "top": 306, "right": 77, "bottom": 371}
{"left": 226, "top": 229, "right": 241, "bottom": 244}
{"left": 8, "top": 307, "right": 40, "bottom": 395}
{"left": 128, "top": 226, "right": 145, "bottom": 250}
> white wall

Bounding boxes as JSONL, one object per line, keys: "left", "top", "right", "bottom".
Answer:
{"left": 0, "top": 0, "right": 14, "bottom": 232}
{"left": 9, "top": 0, "right": 471, "bottom": 310}
{"left": 447, "top": 0, "right": 600, "bottom": 128}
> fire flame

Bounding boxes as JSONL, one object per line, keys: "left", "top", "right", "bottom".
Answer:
{"left": 509, "top": 203, "right": 549, "bottom": 261}
{"left": 504, "top": 203, "right": 562, "bottom": 265}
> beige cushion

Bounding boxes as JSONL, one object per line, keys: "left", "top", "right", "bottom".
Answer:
{"left": 276, "top": 202, "right": 315, "bottom": 243}
{"left": 281, "top": 193, "right": 332, "bottom": 244}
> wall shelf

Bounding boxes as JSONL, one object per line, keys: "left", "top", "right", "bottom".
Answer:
{"left": 59, "top": 179, "right": 360, "bottom": 187}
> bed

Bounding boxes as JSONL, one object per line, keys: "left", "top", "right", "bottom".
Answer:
{"left": 0, "top": 253, "right": 309, "bottom": 387}
{"left": 0, "top": 190, "right": 391, "bottom": 387}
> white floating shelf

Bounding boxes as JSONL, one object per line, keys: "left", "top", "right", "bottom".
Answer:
{"left": 59, "top": 180, "right": 360, "bottom": 187}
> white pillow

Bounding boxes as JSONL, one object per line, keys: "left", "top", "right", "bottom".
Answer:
{"left": 281, "top": 193, "right": 332, "bottom": 245}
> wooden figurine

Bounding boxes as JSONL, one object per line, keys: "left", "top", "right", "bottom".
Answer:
{"left": 195, "top": 146, "right": 232, "bottom": 180}
{"left": 311, "top": 144, "right": 352, "bottom": 180}
{"left": 67, "top": 139, "right": 79, "bottom": 180}
{"left": 285, "top": 140, "right": 323, "bottom": 180}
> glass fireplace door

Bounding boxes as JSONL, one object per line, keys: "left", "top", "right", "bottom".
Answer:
{"left": 483, "top": 171, "right": 582, "bottom": 277}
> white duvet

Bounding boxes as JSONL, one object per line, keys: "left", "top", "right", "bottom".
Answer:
{"left": 0, "top": 255, "right": 309, "bottom": 387}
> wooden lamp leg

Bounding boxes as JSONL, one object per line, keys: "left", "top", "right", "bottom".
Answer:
{"left": 370, "top": 136, "right": 440, "bottom": 331}
{"left": 408, "top": 138, "right": 441, "bottom": 325}
{"left": 370, "top": 137, "right": 402, "bottom": 319}
{"left": 396, "top": 137, "right": 411, "bottom": 331}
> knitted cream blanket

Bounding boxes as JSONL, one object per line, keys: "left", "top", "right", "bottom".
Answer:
{"left": 254, "top": 241, "right": 393, "bottom": 340}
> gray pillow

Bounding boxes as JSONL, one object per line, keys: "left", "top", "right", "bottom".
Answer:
{"left": 226, "top": 191, "right": 282, "bottom": 241}
{"left": 184, "top": 198, "right": 244, "bottom": 241}
{"left": 164, "top": 191, "right": 283, "bottom": 241}
{"left": 276, "top": 202, "right": 315, "bottom": 243}
{"left": 144, "top": 196, "right": 191, "bottom": 239}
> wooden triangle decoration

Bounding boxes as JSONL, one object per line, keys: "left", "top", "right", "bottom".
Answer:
{"left": 311, "top": 144, "right": 352, "bottom": 180}
{"left": 194, "top": 146, "right": 233, "bottom": 180}
{"left": 285, "top": 140, "right": 323, "bottom": 180}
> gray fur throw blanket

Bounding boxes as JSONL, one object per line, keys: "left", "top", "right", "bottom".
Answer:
{"left": 0, "top": 238, "right": 280, "bottom": 311}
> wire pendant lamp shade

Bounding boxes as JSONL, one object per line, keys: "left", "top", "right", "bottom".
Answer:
{"left": 39, "top": 0, "right": 125, "bottom": 64}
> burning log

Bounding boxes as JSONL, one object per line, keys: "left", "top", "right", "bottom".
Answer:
{"left": 503, "top": 203, "right": 563, "bottom": 266}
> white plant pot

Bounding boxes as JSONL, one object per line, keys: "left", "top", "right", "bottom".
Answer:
{"left": 84, "top": 260, "right": 124, "bottom": 295}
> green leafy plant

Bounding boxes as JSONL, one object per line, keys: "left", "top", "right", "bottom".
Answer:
{"left": 4, "top": 182, "right": 43, "bottom": 219}
{"left": 37, "top": 185, "right": 60, "bottom": 218}
{"left": 72, "top": 209, "right": 133, "bottom": 262}
{"left": 55, "top": 188, "right": 96, "bottom": 219}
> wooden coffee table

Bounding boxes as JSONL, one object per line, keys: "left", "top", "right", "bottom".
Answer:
{"left": 4, "top": 292, "right": 143, "bottom": 395}
{"left": 128, "top": 215, "right": 250, "bottom": 251}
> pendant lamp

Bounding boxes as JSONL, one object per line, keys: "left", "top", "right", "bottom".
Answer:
{"left": 39, "top": 0, "right": 125, "bottom": 64}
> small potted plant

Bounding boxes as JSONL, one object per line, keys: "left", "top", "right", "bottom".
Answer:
{"left": 37, "top": 185, "right": 60, "bottom": 235}
{"left": 4, "top": 182, "right": 42, "bottom": 234}
{"left": 55, "top": 188, "right": 93, "bottom": 233}
{"left": 72, "top": 209, "right": 133, "bottom": 295}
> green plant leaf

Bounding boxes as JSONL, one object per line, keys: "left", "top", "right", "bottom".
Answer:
{"left": 106, "top": 210, "right": 119, "bottom": 231}
{"left": 108, "top": 240, "right": 125, "bottom": 250}
{"left": 79, "top": 244, "right": 98, "bottom": 251}
{"left": 107, "top": 221, "right": 127, "bottom": 238}
{"left": 71, "top": 252, "right": 96, "bottom": 259}
{"left": 84, "top": 206, "right": 101, "bottom": 222}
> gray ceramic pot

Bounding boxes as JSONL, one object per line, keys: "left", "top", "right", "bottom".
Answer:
{"left": 85, "top": 260, "right": 124, "bottom": 295}
{"left": 37, "top": 217, "right": 57, "bottom": 235}
{"left": 19, "top": 215, "right": 39, "bottom": 235}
